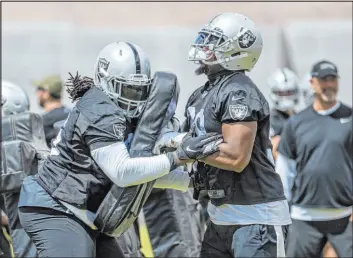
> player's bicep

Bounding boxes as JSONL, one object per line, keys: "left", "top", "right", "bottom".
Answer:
{"left": 221, "top": 121, "right": 257, "bottom": 160}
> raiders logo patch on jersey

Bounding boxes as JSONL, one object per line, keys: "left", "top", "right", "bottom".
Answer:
{"left": 238, "top": 29, "right": 256, "bottom": 49}
{"left": 97, "top": 58, "right": 110, "bottom": 78}
{"left": 113, "top": 124, "right": 126, "bottom": 140}
{"left": 229, "top": 104, "right": 248, "bottom": 120}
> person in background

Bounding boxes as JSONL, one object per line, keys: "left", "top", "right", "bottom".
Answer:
{"left": 300, "top": 72, "right": 338, "bottom": 258}
{"left": 1, "top": 98, "right": 14, "bottom": 258}
{"left": 267, "top": 68, "right": 300, "bottom": 161}
{"left": 32, "top": 75, "right": 70, "bottom": 147}
{"left": 277, "top": 60, "right": 352, "bottom": 258}
{"left": 300, "top": 73, "right": 315, "bottom": 108}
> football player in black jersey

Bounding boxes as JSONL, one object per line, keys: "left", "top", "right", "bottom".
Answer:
{"left": 17, "top": 42, "right": 220, "bottom": 258}
{"left": 267, "top": 68, "right": 300, "bottom": 160}
{"left": 181, "top": 12, "right": 291, "bottom": 258}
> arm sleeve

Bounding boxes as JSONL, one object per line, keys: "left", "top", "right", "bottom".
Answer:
{"left": 276, "top": 153, "right": 297, "bottom": 201}
{"left": 277, "top": 119, "right": 297, "bottom": 159}
{"left": 91, "top": 142, "right": 171, "bottom": 187}
{"left": 215, "top": 87, "right": 265, "bottom": 124}
{"left": 153, "top": 166, "right": 190, "bottom": 192}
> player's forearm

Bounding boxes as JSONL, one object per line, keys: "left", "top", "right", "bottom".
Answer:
{"left": 201, "top": 142, "right": 250, "bottom": 172}
{"left": 271, "top": 135, "right": 281, "bottom": 161}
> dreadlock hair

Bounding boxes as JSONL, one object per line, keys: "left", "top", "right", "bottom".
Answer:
{"left": 65, "top": 72, "right": 94, "bottom": 102}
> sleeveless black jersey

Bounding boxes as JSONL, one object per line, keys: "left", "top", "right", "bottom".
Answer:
{"left": 184, "top": 72, "right": 286, "bottom": 206}
{"left": 37, "top": 87, "right": 134, "bottom": 212}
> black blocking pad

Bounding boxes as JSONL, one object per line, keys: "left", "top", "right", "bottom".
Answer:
{"left": 1, "top": 140, "right": 38, "bottom": 193}
{"left": 1, "top": 112, "right": 48, "bottom": 152}
{"left": 1, "top": 112, "right": 49, "bottom": 193}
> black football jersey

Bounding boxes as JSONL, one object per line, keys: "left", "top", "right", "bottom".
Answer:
{"left": 184, "top": 72, "right": 286, "bottom": 205}
{"left": 37, "top": 87, "right": 134, "bottom": 211}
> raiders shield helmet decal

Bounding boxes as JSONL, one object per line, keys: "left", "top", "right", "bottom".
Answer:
{"left": 238, "top": 29, "right": 256, "bottom": 49}
{"left": 229, "top": 104, "right": 248, "bottom": 120}
{"left": 97, "top": 58, "right": 110, "bottom": 78}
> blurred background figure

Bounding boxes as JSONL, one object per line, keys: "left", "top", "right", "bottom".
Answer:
{"left": 1, "top": 80, "right": 41, "bottom": 258}
{"left": 1, "top": 81, "right": 30, "bottom": 116}
{"left": 268, "top": 68, "right": 300, "bottom": 161}
{"left": 1, "top": 93, "right": 14, "bottom": 258}
{"left": 300, "top": 73, "right": 315, "bottom": 109}
{"left": 32, "top": 75, "right": 70, "bottom": 147}
{"left": 277, "top": 60, "right": 352, "bottom": 258}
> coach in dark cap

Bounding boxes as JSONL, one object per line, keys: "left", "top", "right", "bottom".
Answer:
{"left": 277, "top": 60, "right": 352, "bottom": 258}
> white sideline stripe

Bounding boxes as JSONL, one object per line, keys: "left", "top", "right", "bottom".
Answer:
{"left": 274, "top": 225, "right": 285, "bottom": 257}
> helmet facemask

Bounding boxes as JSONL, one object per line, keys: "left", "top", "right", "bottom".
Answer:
{"left": 188, "top": 28, "right": 225, "bottom": 63}
{"left": 189, "top": 29, "right": 227, "bottom": 76}
{"left": 98, "top": 69, "right": 152, "bottom": 118}
{"left": 270, "top": 87, "right": 300, "bottom": 112}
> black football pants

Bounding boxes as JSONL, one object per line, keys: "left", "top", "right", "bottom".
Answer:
{"left": 286, "top": 216, "right": 352, "bottom": 258}
{"left": 18, "top": 207, "right": 125, "bottom": 258}
{"left": 201, "top": 221, "right": 288, "bottom": 258}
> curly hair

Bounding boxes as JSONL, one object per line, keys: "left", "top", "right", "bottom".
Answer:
{"left": 65, "top": 72, "right": 94, "bottom": 102}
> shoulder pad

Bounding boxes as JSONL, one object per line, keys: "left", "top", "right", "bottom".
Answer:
{"left": 77, "top": 87, "right": 124, "bottom": 123}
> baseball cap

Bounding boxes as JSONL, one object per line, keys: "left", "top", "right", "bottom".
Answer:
{"left": 32, "top": 75, "right": 63, "bottom": 98}
{"left": 311, "top": 60, "right": 339, "bottom": 79}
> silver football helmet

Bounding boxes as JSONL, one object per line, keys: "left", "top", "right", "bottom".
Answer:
{"left": 94, "top": 42, "right": 152, "bottom": 118}
{"left": 188, "top": 12, "right": 263, "bottom": 71}
{"left": 268, "top": 68, "right": 300, "bottom": 112}
{"left": 300, "top": 73, "right": 315, "bottom": 107}
{"left": 1, "top": 80, "right": 30, "bottom": 116}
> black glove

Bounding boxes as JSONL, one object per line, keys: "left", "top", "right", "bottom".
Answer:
{"left": 165, "top": 132, "right": 223, "bottom": 170}
{"left": 176, "top": 132, "right": 223, "bottom": 161}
